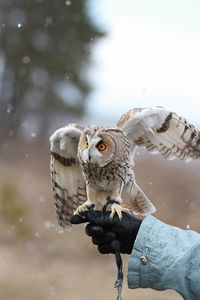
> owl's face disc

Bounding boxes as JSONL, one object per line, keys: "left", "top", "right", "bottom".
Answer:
{"left": 78, "top": 126, "right": 116, "bottom": 167}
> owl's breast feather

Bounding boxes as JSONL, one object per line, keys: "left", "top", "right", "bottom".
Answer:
{"left": 80, "top": 159, "right": 132, "bottom": 190}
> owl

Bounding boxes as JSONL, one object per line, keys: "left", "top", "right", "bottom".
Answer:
{"left": 50, "top": 106, "right": 200, "bottom": 229}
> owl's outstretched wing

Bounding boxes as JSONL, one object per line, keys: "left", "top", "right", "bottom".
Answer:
{"left": 50, "top": 124, "right": 87, "bottom": 229}
{"left": 118, "top": 106, "right": 200, "bottom": 161}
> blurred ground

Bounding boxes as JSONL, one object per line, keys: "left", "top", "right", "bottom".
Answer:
{"left": 0, "top": 140, "right": 200, "bottom": 300}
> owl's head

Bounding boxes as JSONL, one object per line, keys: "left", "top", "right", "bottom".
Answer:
{"left": 78, "top": 126, "right": 121, "bottom": 167}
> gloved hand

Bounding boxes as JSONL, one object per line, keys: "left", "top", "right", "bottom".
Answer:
{"left": 70, "top": 210, "right": 142, "bottom": 254}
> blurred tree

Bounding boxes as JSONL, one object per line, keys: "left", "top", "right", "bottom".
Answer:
{"left": 0, "top": 179, "right": 31, "bottom": 237}
{"left": 0, "top": 0, "right": 105, "bottom": 139}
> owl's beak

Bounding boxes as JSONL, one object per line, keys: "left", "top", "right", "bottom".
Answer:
{"left": 88, "top": 151, "right": 100, "bottom": 164}
{"left": 88, "top": 153, "right": 96, "bottom": 164}
{"left": 87, "top": 146, "right": 102, "bottom": 164}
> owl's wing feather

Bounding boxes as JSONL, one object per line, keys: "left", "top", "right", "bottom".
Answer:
{"left": 50, "top": 124, "right": 87, "bottom": 229}
{"left": 118, "top": 106, "right": 200, "bottom": 161}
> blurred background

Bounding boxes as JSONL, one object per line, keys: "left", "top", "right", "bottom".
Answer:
{"left": 0, "top": 0, "right": 200, "bottom": 299}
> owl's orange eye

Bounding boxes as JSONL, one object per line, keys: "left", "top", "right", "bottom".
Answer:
{"left": 85, "top": 140, "right": 88, "bottom": 148}
{"left": 98, "top": 143, "right": 106, "bottom": 151}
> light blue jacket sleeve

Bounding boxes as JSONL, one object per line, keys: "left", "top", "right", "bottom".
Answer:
{"left": 127, "top": 216, "right": 200, "bottom": 300}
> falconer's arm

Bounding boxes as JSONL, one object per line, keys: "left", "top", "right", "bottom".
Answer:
{"left": 72, "top": 212, "right": 200, "bottom": 300}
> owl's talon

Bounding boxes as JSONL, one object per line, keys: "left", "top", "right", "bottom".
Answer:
{"left": 87, "top": 204, "right": 95, "bottom": 211}
{"left": 74, "top": 203, "right": 89, "bottom": 215}
{"left": 110, "top": 203, "right": 130, "bottom": 220}
{"left": 102, "top": 197, "right": 121, "bottom": 217}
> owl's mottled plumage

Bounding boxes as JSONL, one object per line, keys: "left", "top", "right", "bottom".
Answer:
{"left": 50, "top": 107, "right": 200, "bottom": 228}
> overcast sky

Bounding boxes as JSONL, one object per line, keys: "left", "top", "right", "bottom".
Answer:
{"left": 87, "top": 0, "right": 200, "bottom": 125}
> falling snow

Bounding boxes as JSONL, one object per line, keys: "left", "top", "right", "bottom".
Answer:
{"left": 58, "top": 227, "right": 64, "bottom": 234}
{"left": 22, "top": 56, "right": 31, "bottom": 64}
{"left": 44, "top": 16, "right": 53, "bottom": 28}
{"left": 49, "top": 286, "right": 55, "bottom": 297}
{"left": 65, "top": 0, "right": 71, "bottom": 6}
{"left": 34, "top": 232, "right": 41, "bottom": 237}
{"left": 44, "top": 220, "right": 52, "bottom": 229}
{"left": 6, "top": 104, "right": 13, "bottom": 114}
{"left": 31, "top": 132, "right": 36, "bottom": 138}
{"left": 39, "top": 195, "right": 46, "bottom": 202}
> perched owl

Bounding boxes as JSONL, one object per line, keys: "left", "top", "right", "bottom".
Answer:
{"left": 50, "top": 106, "right": 200, "bottom": 229}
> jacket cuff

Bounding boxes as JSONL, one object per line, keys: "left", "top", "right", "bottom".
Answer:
{"left": 127, "top": 215, "right": 200, "bottom": 299}
{"left": 127, "top": 215, "right": 174, "bottom": 290}
{"left": 127, "top": 215, "right": 156, "bottom": 289}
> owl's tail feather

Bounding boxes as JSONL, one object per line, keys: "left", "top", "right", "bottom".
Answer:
{"left": 122, "top": 184, "right": 156, "bottom": 216}
{"left": 133, "top": 185, "right": 156, "bottom": 216}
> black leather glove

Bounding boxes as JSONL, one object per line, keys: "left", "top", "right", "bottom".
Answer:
{"left": 70, "top": 210, "right": 142, "bottom": 254}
